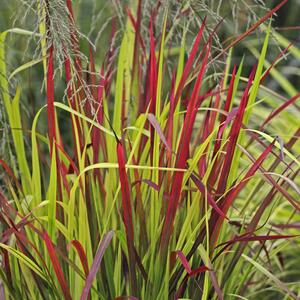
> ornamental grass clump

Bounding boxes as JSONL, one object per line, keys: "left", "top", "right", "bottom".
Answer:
{"left": 0, "top": 0, "right": 300, "bottom": 299}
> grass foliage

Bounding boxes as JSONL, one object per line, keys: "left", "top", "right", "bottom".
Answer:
{"left": 0, "top": 0, "right": 300, "bottom": 299}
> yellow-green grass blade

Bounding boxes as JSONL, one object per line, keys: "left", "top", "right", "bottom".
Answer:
{"left": 0, "top": 243, "right": 47, "bottom": 281}
{"left": 47, "top": 144, "right": 57, "bottom": 243}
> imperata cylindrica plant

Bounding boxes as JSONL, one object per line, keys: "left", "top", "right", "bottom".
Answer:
{"left": 0, "top": 0, "right": 299, "bottom": 299}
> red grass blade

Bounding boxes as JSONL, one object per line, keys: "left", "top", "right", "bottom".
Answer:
{"left": 66, "top": 0, "right": 75, "bottom": 20}
{"left": 71, "top": 240, "right": 89, "bottom": 278}
{"left": 149, "top": 17, "right": 157, "bottom": 115}
{"left": 160, "top": 40, "right": 211, "bottom": 255}
{"left": 166, "top": 69, "right": 177, "bottom": 160}
{"left": 218, "top": 234, "right": 299, "bottom": 249}
{"left": 173, "top": 250, "right": 216, "bottom": 299}
{"left": 47, "top": 45, "right": 56, "bottom": 153}
{"left": 262, "top": 92, "right": 300, "bottom": 127}
{"left": 173, "top": 17, "right": 206, "bottom": 107}
{"left": 217, "top": 108, "right": 238, "bottom": 140}
{"left": 223, "top": 139, "right": 275, "bottom": 207}
{"left": 43, "top": 231, "right": 72, "bottom": 300}
{"left": 88, "top": 46, "right": 98, "bottom": 102}
{"left": 116, "top": 142, "right": 137, "bottom": 294}
{"left": 189, "top": 266, "right": 211, "bottom": 277}
{"left": 210, "top": 140, "right": 276, "bottom": 246}
{"left": 215, "top": 66, "right": 256, "bottom": 196}
{"left": 64, "top": 55, "right": 72, "bottom": 100}
{"left": 175, "top": 250, "right": 192, "bottom": 274}
{"left": 64, "top": 54, "right": 85, "bottom": 162}
{"left": 126, "top": 142, "right": 148, "bottom": 249}
{"left": 175, "top": 250, "right": 210, "bottom": 277}
{"left": 2, "top": 249, "right": 12, "bottom": 288}
{"left": 126, "top": 5, "right": 146, "bottom": 58}
{"left": 117, "top": 142, "right": 135, "bottom": 242}
{"left": 91, "top": 68, "right": 106, "bottom": 196}
{"left": 207, "top": 66, "right": 237, "bottom": 189}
